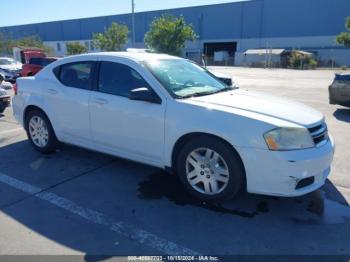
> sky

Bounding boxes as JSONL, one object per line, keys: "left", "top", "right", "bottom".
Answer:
{"left": 0, "top": 0, "right": 244, "bottom": 27}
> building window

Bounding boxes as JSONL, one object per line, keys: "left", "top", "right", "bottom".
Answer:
{"left": 90, "top": 41, "right": 94, "bottom": 51}
{"left": 85, "top": 41, "right": 89, "bottom": 50}
{"left": 57, "top": 42, "right": 61, "bottom": 52}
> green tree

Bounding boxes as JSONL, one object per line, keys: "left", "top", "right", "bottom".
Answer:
{"left": 93, "top": 22, "right": 129, "bottom": 51}
{"left": 66, "top": 42, "right": 88, "bottom": 55}
{"left": 0, "top": 32, "right": 14, "bottom": 55}
{"left": 289, "top": 51, "right": 318, "bottom": 70}
{"left": 15, "top": 35, "right": 44, "bottom": 48}
{"left": 0, "top": 34, "right": 54, "bottom": 55}
{"left": 336, "top": 16, "right": 350, "bottom": 47}
{"left": 144, "top": 15, "right": 198, "bottom": 56}
{"left": 12, "top": 35, "right": 53, "bottom": 55}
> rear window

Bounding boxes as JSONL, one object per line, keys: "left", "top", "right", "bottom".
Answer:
{"left": 30, "top": 58, "right": 56, "bottom": 67}
{"left": 53, "top": 61, "right": 94, "bottom": 90}
{"left": 335, "top": 74, "right": 350, "bottom": 82}
{"left": 42, "top": 58, "right": 56, "bottom": 66}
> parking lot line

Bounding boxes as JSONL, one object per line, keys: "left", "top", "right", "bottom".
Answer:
{"left": 0, "top": 172, "right": 200, "bottom": 255}
{"left": 0, "top": 128, "right": 24, "bottom": 136}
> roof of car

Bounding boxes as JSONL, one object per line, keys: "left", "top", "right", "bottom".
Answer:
{"left": 71, "top": 52, "right": 181, "bottom": 62}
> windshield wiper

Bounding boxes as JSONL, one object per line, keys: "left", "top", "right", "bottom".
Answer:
{"left": 209, "top": 86, "right": 235, "bottom": 95}
{"left": 179, "top": 87, "right": 234, "bottom": 99}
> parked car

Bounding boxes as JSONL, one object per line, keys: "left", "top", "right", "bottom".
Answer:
{"left": 0, "top": 87, "right": 10, "bottom": 114}
{"left": 0, "top": 80, "right": 13, "bottom": 90}
{"left": 13, "top": 47, "right": 46, "bottom": 64}
{"left": 13, "top": 52, "right": 334, "bottom": 202}
{"left": 0, "top": 57, "right": 22, "bottom": 83}
{"left": 329, "top": 72, "right": 350, "bottom": 108}
{"left": 22, "top": 57, "right": 58, "bottom": 77}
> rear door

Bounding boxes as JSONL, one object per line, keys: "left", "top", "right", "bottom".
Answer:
{"left": 47, "top": 60, "right": 97, "bottom": 144}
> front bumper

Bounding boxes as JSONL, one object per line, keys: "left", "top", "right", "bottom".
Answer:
{"left": 237, "top": 135, "right": 335, "bottom": 197}
{"left": 1, "top": 71, "right": 21, "bottom": 82}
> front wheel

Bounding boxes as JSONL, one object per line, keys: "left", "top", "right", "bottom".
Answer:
{"left": 176, "top": 137, "right": 245, "bottom": 202}
{"left": 25, "top": 110, "right": 59, "bottom": 154}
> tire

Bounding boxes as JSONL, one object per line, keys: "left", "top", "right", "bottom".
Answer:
{"left": 25, "top": 110, "right": 59, "bottom": 154}
{"left": 176, "top": 136, "right": 245, "bottom": 202}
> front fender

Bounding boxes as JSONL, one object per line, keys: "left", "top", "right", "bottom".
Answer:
{"left": 163, "top": 101, "right": 275, "bottom": 167}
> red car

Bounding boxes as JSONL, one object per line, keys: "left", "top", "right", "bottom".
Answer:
{"left": 21, "top": 57, "right": 57, "bottom": 77}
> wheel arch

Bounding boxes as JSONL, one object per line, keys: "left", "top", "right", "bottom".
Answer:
{"left": 23, "top": 105, "right": 48, "bottom": 124}
{"left": 23, "top": 105, "right": 59, "bottom": 138}
{"left": 171, "top": 132, "right": 246, "bottom": 181}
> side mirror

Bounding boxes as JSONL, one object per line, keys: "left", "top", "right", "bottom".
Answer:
{"left": 128, "top": 87, "right": 162, "bottom": 104}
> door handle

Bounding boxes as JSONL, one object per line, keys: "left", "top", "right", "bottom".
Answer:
{"left": 92, "top": 98, "right": 108, "bottom": 105}
{"left": 48, "top": 89, "right": 58, "bottom": 95}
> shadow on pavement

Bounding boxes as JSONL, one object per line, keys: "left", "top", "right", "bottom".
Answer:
{"left": 0, "top": 141, "right": 350, "bottom": 257}
{"left": 334, "top": 108, "right": 350, "bottom": 123}
{"left": 323, "top": 179, "right": 349, "bottom": 206}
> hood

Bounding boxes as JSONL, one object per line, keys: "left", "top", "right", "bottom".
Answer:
{"left": 189, "top": 89, "right": 323, "bottom": 127}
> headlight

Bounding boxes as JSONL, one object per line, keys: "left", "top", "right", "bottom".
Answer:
{"left": 264, "top": 127, "right": 314, "bottom": 151}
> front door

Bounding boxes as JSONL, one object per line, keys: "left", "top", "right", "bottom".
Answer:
{"left": 89, "top": 60, "right": 166, "bottom": 166}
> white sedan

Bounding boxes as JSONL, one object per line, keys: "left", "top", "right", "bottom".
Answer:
{"left": 12, "top": 52, "right": 334, "bottom": 202}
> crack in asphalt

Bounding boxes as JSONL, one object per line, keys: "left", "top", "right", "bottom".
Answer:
{"left": 0, "top": 160, "right": 115, "bottom": 210}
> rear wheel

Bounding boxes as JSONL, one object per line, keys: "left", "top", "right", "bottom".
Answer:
{"left": 176, "top": 136, "right": 245, "bottom": 202}
{"left": 25, "top": 110, "right": 59, "bottom": 154}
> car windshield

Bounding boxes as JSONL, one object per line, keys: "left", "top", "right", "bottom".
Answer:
{"left": 0, "top": 59, "right": 16, "bottom": 65}
{"left": 145, "top": 59, "right": 231, "bottom": 98}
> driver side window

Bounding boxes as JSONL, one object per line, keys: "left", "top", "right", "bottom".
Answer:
{"left": 98, "top": 62, "right": 150, "bottom": 97}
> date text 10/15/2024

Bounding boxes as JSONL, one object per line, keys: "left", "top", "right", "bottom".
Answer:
{"left": 128, "top": 256, "right": 220, "bottom": 261}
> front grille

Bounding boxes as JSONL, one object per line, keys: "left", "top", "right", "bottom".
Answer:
{"left": 308, "top": 123, "right": 328, "bottom": 146}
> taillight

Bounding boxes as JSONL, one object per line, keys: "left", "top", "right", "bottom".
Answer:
{"left": 13, "top": 83, "right": 18, "bottom": 95}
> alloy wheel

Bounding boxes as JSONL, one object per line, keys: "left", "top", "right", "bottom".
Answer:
{"left": 185, "top": 148, "right": 230, "bottom": 195}
{"left": 28, "top": 116, "right": 49, "bottom": 148}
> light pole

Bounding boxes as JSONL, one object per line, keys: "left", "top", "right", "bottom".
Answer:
{"left": 132, "top": 0, "right": 135, "bottom": 47}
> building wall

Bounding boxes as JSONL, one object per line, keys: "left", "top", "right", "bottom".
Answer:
{"left": 1, "top": 0, "right": 350, "bottom": 65}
